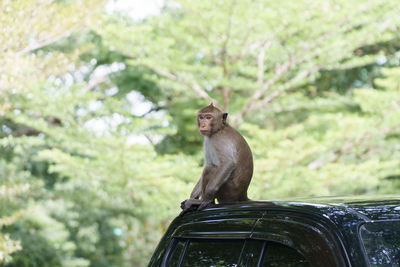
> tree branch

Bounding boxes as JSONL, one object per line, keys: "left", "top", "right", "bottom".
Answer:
{"left": 252, "top": 65, "right": 322, "bottom": 114}
{"left": 83, "top": 75, "right": 109, "bottom": 92}
{"left": 220, "top": 0, "right": 236, "bottom": 73}
{"left": 15, "top": 29, "right": 78, "bottom": 56}
{"left": 221, "top": 87, "right": 231, "bottom": 111}
{"left": 230, "top": 22, "right": 288, "bottom": 64}
{"left": 137, "top": 105, "right": 166, "bottom": 117}
{"left": 257, "top": 41, "right": 273, "bottom": 84}
{"left": 241, "top": 56, "right": 296, "bottom": 118}
{"left": 308, "top": 131, "right": 372, "bottom": 170}
{"left": 217, "top": 0, "right": 237, "bottom": 110}
{"left": 306, "top": 118, "right": 396, "bottom": 170}
{"left": 241, "top": 38, "right": 331, "bottom": 119}
{"left": 229, "top": 25, "right": 254, "bottom": 63}
{"left": 237, "top": 10, "right": 376, "bottom": 118}
{"left": 143, "top": 64, "right": 217, "bottom": 104}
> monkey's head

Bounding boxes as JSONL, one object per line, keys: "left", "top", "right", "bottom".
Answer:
{"left": 197, "top": 104, "right": 228, "bottom": 137}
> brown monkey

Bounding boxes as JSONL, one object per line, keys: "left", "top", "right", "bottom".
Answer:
{"left": 181, "top": 104, "right": 253, "bottom": 214}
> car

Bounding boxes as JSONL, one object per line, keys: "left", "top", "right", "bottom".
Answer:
{"left": 148, "top": 195, "right": 400, "bottom": 267}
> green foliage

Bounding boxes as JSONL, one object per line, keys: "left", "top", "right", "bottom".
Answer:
{"left": 1, "top": 0, "right": 400, "bottom": 266}
{"left": 95, "top": 0, "right": 400, "bottom": 148}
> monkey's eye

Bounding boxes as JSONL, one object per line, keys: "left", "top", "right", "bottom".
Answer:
{"left": 198, "top": 114, "right": 213, "bottom": 120}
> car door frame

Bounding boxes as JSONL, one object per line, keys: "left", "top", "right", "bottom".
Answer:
{"left": 248, "top": 209, "right": 351, "bottom": 267}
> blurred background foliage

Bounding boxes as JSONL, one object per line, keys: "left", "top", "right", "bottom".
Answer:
{"left": 1, "top": 0, "right": 400, "bottom": 265}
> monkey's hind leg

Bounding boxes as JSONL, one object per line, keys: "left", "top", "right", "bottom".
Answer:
{"left": 197, "top": 199, "right": 216, "bottom": 211}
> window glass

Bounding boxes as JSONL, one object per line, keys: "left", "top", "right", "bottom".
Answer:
{"left": 360, "top": 221, "right": 400, "bottom": 266}
{"left": 180, "top": 239, "right": 244, "bottom": 267}
{"left": 240, "top": 240, "right": 265, "bottom": 266}
{"left": 262, "top": 242, "right": 310, "bottom": 267}
{"left": 167, "top": 239, "right": 186, "bottom": 266}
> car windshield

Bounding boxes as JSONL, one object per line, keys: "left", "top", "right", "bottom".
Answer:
{"left": 360, "top": 221, "right": 400, "bottom": 266}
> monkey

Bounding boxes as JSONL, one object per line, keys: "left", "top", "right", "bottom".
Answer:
{"left": 180, "top": 103, "right": 253, "bottom": 215}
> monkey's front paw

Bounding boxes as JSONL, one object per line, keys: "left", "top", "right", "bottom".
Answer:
{"left": 181, "top": 199, "right": 197, "bottom": 210}
{"left": 179, "top": 199, "right": 200, "bottom": 216}
{"left": 180, "top": 199, "right": 188, "bottom": 210}
{"left": 181, "top": 199, "right": 187, "bottom": 209}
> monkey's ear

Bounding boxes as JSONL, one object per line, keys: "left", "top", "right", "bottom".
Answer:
{"left": 222, "top": 113, "right": 228, "bottom": 124}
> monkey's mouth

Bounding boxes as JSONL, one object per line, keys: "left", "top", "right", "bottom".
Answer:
{"left": 200, "top": 130, "right": 210, "bottom": 135}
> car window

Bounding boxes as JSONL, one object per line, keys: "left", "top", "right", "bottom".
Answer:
{"left": 168, "top": 238, "right": 244, "bottom": 267}
{"left": 167, "top": 239, "right": 186, "bottom": 266}
{"left": 360, "top": 221, "right": 400, "bottom": 266}
{"left": 239, "top": 240, "right": 265, "bottom": 266}
{"left": 166, "top": 238, "right": 310, "bottom": 267}
{"left": 181, "top": 239, "right": 244, "bottom": 267}
{"left": 262, "top": 242, "right": 310, "bottom": 267}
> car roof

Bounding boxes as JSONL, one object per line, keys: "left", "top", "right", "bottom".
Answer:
{"left": 196, "top": 195, "right": 400, "bottom": 222}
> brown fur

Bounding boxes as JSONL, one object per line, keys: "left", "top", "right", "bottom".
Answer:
{"left": 181, "top": 104, "right": 253, "bottom": 214}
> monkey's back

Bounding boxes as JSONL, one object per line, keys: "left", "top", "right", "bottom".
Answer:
{"left": 212, "top": 125, "right": 253, "bottom": 202}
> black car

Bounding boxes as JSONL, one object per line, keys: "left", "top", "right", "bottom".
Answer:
{"left": 149, "top": 196, "right": 400, "bottom": 267}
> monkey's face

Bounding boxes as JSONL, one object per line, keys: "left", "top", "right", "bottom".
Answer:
{"left": 197, "top": 113, "right": 214, "bottom": 136}
{"left": 197, "top": 104, "right": 228, "bottom": 136}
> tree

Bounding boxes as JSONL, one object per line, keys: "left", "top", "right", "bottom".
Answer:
{"left": 0, "top": 0, "right": 105, "bottom": 265}
{"left": 96, "top": 0, "right": 400, "bottom": 122}
{"left": 1, "top": 0, "right": 193, "bottom": 264}
{"left": 244, "top": 66, "right": 400, "bottom": 199}
{"left": 2, "top": 0, "right": 400, "bottom": 266}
